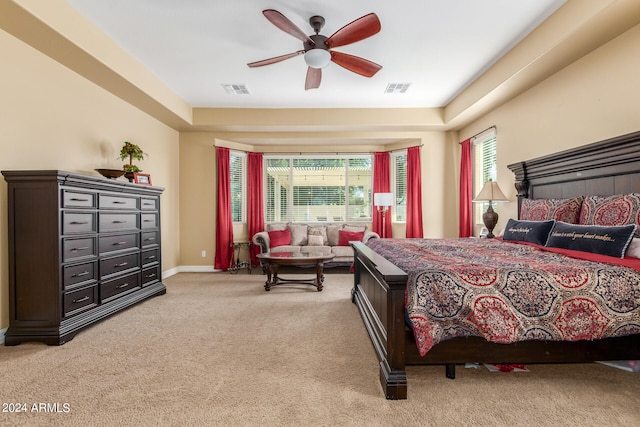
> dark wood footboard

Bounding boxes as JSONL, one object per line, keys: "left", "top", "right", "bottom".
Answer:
{"left": 351, "top": 241, "right": 408, "bottom": 399}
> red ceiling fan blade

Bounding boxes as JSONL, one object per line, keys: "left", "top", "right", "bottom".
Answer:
{"left": 262, "top": 9, "right": 315, "bottom": 45}
{"left": 247, "top": 50, "right": 305, "bottom": 67}
{"left": 330, "top": 51, "right": 382, "bottom": 77}
{"left": 325, "top": 13, "right": 381, "bottom": 48}
{"left": 305, "top": 67, "right": 322, "bottom": 90}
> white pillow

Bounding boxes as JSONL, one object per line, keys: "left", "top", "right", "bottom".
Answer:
{"left": 626, "top": 238, "right": 640, "bottom": 259}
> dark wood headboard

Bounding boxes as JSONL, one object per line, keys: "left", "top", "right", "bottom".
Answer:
{"left": 507, "top": 130, "right": 640, "bottom": 215}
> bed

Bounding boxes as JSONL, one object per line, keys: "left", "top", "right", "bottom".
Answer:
{"left": 351, "top": 130, "right": 640, "bottom": 399}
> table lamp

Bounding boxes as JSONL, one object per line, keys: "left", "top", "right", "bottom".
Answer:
{"left": 473, "top": 180, "right": 508, "bottom": 238}
{"left": 374, "top": 192, "right": 393, "bottom": 238}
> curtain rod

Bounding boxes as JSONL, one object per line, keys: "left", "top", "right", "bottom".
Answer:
{"left": 215, "top": 144, "right": 423, "bottom": 155}
{"left": 459, "top": 125, "right": 496, "bottom": 144}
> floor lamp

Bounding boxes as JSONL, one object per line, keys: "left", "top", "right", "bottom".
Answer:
{"left": 374, "top": 193, "right": 393, "bottom": 238}
{"left": 473, "top": 180, "right": 508, "bottom": 238}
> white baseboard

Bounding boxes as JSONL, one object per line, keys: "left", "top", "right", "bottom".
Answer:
{"left": 0, "top": 328, "right": 6, "bottom": 345}
{"left": 164, "top": 266, "right": 221, "bottom": 278}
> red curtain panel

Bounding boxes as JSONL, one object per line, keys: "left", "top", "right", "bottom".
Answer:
{"left": 373, "top": 151, "right": 392, "bottom": 238}
{"left": 247, "top": 152, "right": 264, "bottom": 265}
{"left": 459, "top": 139, "right": 473, "bottom": 237}
{"left": 406, "top": 146, "right": 424, "bottom": 238}
{"left": 214, "top": 147, "right": 234, "bottom": 270}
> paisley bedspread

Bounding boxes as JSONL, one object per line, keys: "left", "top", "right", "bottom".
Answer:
{"left": 365, "top": 238, "right": 640, "bottom": 356}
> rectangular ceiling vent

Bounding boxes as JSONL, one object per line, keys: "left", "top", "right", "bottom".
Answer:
{"left": 222, "top": 84, "right": 250, "bottom": 95}
{"left": 384, "top": 83, "right": 411, "bottom": 94}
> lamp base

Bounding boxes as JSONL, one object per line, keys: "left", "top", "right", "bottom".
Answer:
{"left": 482, "top": 204, "right": 498, "bottom": 238}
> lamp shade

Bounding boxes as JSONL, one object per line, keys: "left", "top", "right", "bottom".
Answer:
{"left": 304, "top": 49, "right": 331, "bottom": 69}
{"left": 473, "top": 180, "right": 508, "bottom": 202}
{"left": 374, "top": 192, "right": 394, "bottom": 207}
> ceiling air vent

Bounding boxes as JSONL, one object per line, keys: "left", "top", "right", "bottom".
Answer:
{"left": 384, "top": 83, "right": 411, "bottom": 94}
{"left": 222, "top": 84, "right": 250, "bottom": 95}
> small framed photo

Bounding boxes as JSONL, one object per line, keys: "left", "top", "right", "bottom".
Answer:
{"left": 133, "top": 173, "right": 152, "bottom": 186}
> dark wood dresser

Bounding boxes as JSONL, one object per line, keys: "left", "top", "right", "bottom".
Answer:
{"left": 2, "top": 170, "right": 166, "bottom": 345}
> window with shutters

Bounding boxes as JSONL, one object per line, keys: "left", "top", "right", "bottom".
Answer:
{"left": 391, "top": 151, "right": 407, "bottom": 222}
{"left": 230, "top": 151, "right": 246, "bottom": 223}
{"left": 265, "top": 155, "right": 372, "bottom": 223}
{"left": 472, "top": 129, "right": 498, "bottom": 224}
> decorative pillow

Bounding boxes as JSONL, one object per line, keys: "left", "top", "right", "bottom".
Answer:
{"left": 307, "top": 226, "right": 328, "bottom": 246}
{"left": 326, "top": 225, "right": 341, "bottom": 246}
{"left": 626, "top": 238, "right": 640, "bottom": 259}
{"left": 545, "top": 221, "right": 637, "bottom": 258}
{"left": 338, "top": 230, "right": 365, "bottom": 246}
{"left": 502, "top": 219, "right": 555, "bottom": 246}
{"left": 287, "top": 223, "right": 308, "bottom": 246}
{"left": 266, "top": 223, "right": 287, "bottom": 231}
{"left": 579, "top": 193, "right": 640, "bottom": 237}
{"left": 307, "top": 235, "right": 325, "bottom": 246}
{"left": 343, "top": 224, "right": 367, "bottom": 232}
{"left": 268, "top": 228, "right": 291, "bottom": 248}
{"left": 519, "top": 197, "right": 583, "bottom": 223}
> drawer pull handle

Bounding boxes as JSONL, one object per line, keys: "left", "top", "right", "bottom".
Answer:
{"left": 70, "top": 221, "right": 89, "bottom": 225}
{"left": 146, "top": 255, "right": 156, "bottom": 260}
{"left": 146, "top": 273, "right": 156, "bottom": 278}
{"left": 114, "top": 241, "right": 128, "bottom": 246}
{"left": 116, "top": 283, "right": 129, "bottom": 289}
{"left": 114, "top": 262, "right": 128, "bottom": 268}
{"left": 144, "top": 237, "right": 155, "bottom": 242}
{"left": 70, "top": 246, "right": 90, "bottom": 252}
{"left": 72, "top": 296, "right": 90, "bottom": 304}
{"left": 72, "top": 271, "right": 90, "bottom": 278}
{"left": 144, "top": 202, "right": 154, "bottom": 206}
{"left": 143, "top": 219, "right": 154, "bottom": 223}
{"left": 112, "top": 201, "right": 126, "bottom": 204}
{"left": 112, "top": 220, "right": 126, "bottom": 224}
{"left": 70, "top": 197, "right": 89, "bottom": 202}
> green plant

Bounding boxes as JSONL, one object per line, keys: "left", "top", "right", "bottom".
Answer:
{"left": 119, "top": 141, "right": 146, "bottom": 172}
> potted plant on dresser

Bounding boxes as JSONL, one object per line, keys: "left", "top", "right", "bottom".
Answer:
{"left": 120, "top": 141, "right": 146, "bottom": 182}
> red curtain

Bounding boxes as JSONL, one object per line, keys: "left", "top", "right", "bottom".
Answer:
{"left": 247, "top": 152, "right": 264, "bottom": 266}
{"left": 214, "top": 147, "right": 234, "bottom": 270}
{"left": 373, "top": 151, "right": 392, "bottom": 238}
{"left": 406, "top": 146, "right": 423, "bottom": 238}
{"left": 459, "top": 139, "right": 473, "bottom": 237}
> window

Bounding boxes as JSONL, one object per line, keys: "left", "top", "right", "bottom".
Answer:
{"left": 391, "top": 151, "right": 407, "bottom": 222}
{"left": 265, "top": 155, "right": 372, "bottom": 222}
{"left": 230, "top": 151, "right": 246, "bottom": 223}
{"left": 472, "top": 128, "right": 497, "bottom": 224}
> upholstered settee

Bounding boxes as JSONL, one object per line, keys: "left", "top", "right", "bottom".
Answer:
{"left": 252, "top": 222, "right": 379, "bottom": 267}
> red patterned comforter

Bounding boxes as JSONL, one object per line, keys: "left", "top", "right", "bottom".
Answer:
{"left": 366, "top": 238, "right": 640, "bottom": 356}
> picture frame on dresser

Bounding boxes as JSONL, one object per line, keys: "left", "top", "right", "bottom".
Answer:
{"left": 133, "top": 172, "right": 152, "bottom": 185}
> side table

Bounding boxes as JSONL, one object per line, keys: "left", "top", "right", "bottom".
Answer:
{"left": 229, "top": 241, "right": 252, "bottom": 274}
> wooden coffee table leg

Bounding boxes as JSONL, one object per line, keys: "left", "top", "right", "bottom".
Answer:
{"left": 316, "top": 261, "right": 325, "bottom": 292}
{"left": 264, "top": 262, "right": 274, "bottom": 291}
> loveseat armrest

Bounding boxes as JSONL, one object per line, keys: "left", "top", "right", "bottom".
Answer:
{"left": 252, "top": 231, "right": 270, "bottom": 254}
{"left": 363, "top": 230, "right": 380, "bottom": 244}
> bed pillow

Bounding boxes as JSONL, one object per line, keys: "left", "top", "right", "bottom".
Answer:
{"left": 338, "top": 230, "right": 365, "bottom": 246}
{"left": 502, "top": 219, "right": 555, "bottom": 246}
{"left": 579, "top": 193, "right": 640, "bottom": 237}
{"left": 268, "top": 228, "right": 291, "bottom": 248}
{"left": 519, "top": 197, "right": 583, "bottom": 223}
{"left": 626, "top": 238, "right": 640, "bottom": 259}
{"left": 545, "top": 221, "right": 637, "bottom": 258}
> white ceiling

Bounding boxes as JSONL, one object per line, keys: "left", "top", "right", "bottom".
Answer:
{"left": 66, "top": 0, "right": 566, "bottom": 110}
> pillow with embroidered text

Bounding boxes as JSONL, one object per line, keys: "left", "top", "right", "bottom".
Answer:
{"left": 502, "top": 219, "right": 555, "bottom": 246}
{"left": 545, "top": 221, "right": 636, "bottom": 258}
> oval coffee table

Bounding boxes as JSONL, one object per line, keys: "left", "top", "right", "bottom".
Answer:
{"left": 256, "top": 252, "right": 336, "bottom": 291}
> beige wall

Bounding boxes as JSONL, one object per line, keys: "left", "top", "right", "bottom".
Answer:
{"left": 0, "top": 30, "right": 181, "bottom": 330}
{"left": 457, "top": 22, "right": 640, "bottom": 235}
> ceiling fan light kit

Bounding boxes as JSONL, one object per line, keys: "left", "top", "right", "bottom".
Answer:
{"left": 248, "top": 9, "right": 382, "bottom": 90}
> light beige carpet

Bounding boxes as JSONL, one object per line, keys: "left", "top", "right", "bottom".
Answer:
{"left": 0, "top": 271, "right": 638, "bottom": 427}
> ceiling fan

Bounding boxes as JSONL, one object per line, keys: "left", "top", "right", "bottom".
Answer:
{"left": 247, "top": 9, "right": 382, "bottom": 90}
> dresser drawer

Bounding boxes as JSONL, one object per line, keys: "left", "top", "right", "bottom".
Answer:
{"left": 141, "top": 231, "right": 159, "bottom": 247}
{"left": 62, "top": 190, "right": 96, "bottom": 208}
{"left": 140, "top": 213, "right": 158, "bottom": 229}
{"left": 141, "top": 248, "right": 159, "bottom": 266}
{"left": 99, "top": 233, "right": 139, "bottom": 255}
{"left": 100, "top": 252, "right": 140, "bottom": 279}
{"left": 63, "top": 212, "right": 97, "bottom": 234}
{"left": 101, "top": 271, "right": 141, "bottom": 303}
{"left": 140, "top": 197, "right": 158, "bottom": 211}
{"left": 141, "top": 265, "right": 161, "bottom": 287}
{"left": 63, "top": 237, "right": 97, "bottom": 261}
{"left": 63, "top": 261, "right": 98, "bottom": 290}
{"left": 63, "top": 285, "right": 98, "bottom": 318}
{"left": 100, "top": 213, "right": 138, "bottom": 232}
{"left": 99, "top": 194, "right": 138, "bottom": 210}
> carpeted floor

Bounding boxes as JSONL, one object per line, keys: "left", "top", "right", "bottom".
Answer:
{"left": 0, "top": 271, "right": 638, "bottom": 426}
